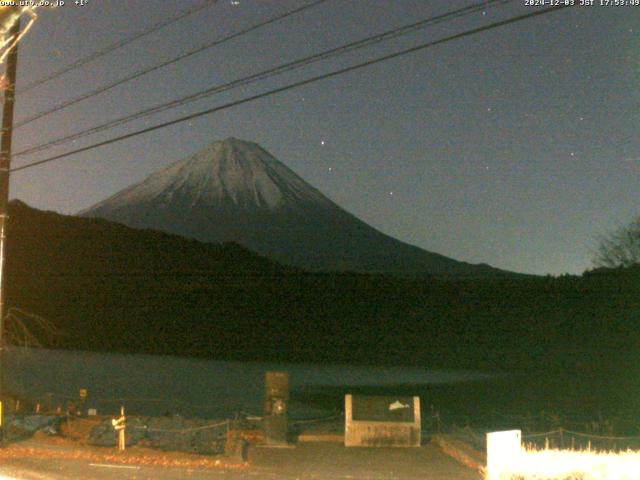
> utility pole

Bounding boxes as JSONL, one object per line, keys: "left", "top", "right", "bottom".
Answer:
{"left": 0, "top": 16, "right": 20, "bottom": 440}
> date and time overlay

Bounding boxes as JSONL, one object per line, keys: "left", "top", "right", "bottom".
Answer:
{"left": 0, "top": 0, "right": 637, "bottom": 9}
{"left": 525, "top": 0, "right": 639, "bottom": 6}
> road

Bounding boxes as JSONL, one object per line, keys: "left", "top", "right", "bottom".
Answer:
{"left": 0, "top": 440, "right": 482, "bottom": 479}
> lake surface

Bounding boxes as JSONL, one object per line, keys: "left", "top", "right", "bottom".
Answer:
{"left": 3, "top": 347, "right": 496, "bottom": 419}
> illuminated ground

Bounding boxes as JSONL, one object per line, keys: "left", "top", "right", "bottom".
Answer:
{"left": 0, "top": 437, "right": 481, "bottom": 480}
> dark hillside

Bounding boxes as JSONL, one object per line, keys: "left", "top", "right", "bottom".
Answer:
{"left": 4, "top": 201, "right": 640, "bottom": 395}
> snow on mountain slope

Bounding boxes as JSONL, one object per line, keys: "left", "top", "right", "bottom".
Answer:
{"left": 86, "top": 138, "right": 333, "bottom": 213}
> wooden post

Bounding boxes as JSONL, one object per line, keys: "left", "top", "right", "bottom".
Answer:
{"left": 112, "top": 405, "right": 126, "bottom": 451}
{"left": 263, "top": 372, "right": 289, "bottom": 446}
{"left": 118, "top": 406, "right": 125, "bottom": 451}
{"left": 0, "top": 16, "right": 20, "bottom": 440}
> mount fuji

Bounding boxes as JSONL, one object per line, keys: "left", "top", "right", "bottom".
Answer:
{"left": 80, "top": 137, "right": 507, "bottom": 276}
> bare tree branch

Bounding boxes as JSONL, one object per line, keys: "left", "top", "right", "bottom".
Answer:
{"left": 3, "top": 307, "right": 63, "bottom": 348}
{"left": 593, "top": 217, "right": 640, "bottom": 268}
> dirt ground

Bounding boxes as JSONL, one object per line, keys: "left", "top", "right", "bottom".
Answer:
{"left": 0, "top": 423, "right": 482, "bottom": 480}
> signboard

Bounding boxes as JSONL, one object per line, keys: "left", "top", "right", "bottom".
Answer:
{"left": 345, "top": 394, "right": 421, "bottom": 447}
{"left": 486, "top": 430, "right": 522, "bottom": 479}
{"left": 352, "top": 395, "right": 416, "bottom": 423}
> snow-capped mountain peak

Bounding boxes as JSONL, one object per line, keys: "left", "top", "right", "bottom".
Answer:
{"left": 85, "top": 137, "right": 332, "bottom": 214}
{"left": 81, "top": 137, "right": 507, "bottom": 277}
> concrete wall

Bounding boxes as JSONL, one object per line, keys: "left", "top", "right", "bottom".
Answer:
{"left": 344, "top": 394, "right": 420, "bottom": 447}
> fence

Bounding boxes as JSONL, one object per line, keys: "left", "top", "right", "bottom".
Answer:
{"left": 9, "top": 390, "right": 640, "bottom": 454}
{"left": 523, "top": 428, "right": 640, "bottom": 452}
{"left": 428, "top": 408, "right": 640, "bottom": 435}
{"left": 59, "top": 413, "right": 232, "bottom": 455}
{"left": 13, "top": 393, "right": 261, "bottom": 419}
{"left": 423, "top": 410, "right": 640, "bottom": 455}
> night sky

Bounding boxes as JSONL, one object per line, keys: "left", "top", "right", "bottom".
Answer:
{"left": 6, "top": 0, "right": 639, "bottom": 275}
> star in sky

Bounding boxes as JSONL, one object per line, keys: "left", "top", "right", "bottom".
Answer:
{"left": 11, "top": 0, "right": 638, "bottom": 276}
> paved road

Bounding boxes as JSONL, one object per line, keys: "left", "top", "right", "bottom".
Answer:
{"left": 0, "top": 441, "right": 482, "bottom": 479}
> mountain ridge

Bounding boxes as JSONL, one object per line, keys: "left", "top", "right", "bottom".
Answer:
{"left": 81, "top": 137, "right": 515, "bottom": 277}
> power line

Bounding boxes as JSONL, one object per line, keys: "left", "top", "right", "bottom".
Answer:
{"left": 14, "top": 0, "right": 512, "bottom": 158}
{"left": 11, "top": 5, "right": 572, "bottom": 174}
{"left": 13, "top": 0, "right": 331, "bottom": 130}
{"left": 18, "top": 0, "right": 219, "bottom": 94}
